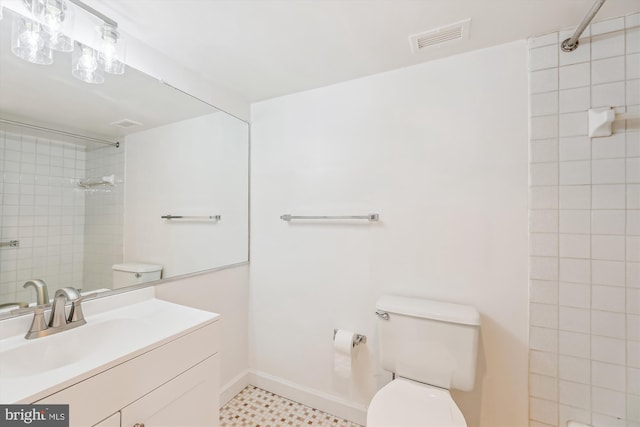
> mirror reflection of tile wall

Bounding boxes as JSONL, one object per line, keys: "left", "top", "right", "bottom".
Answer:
{"left": 0, "top": 128, "right": 124, "bottom": 304}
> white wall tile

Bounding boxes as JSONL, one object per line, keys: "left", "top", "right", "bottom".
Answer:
{"left": 592, "top": 56, "right": 625, "bottom": 85}
{"left": 629, "top": 158, "right": 640, "bottom": 184}
{"left": 532, "top": 186, "right": 560, "bottom": 209}
{"left": 560, "top": 282, "right": 590, "bottom": 308}
{"left": 560, "top": 258, "right": 590, "bottom": 283}
{"left": 560, "top": 330, "right": 590, "bottom": 358}
{"left": 532, "top": 115, "right": 559, "bottom": 140}
{"left": 531, "top": 280, "right": 558, "bottom": 305}
{"left": 592, "top": 159, "right": 625, "bottom": 184}
{"left": 532, "top": 92, "right": 559, "bottom": 116}
{"left": 559, "top": 355, "right": 590, "bottom": 383}
{"left": 530, "top": 350, "right": 558, "bottom": 377}
{"left": 592, "top": 260, "right": 625, "bottom": 286}
{"left": 559, "top": 63, "right": 590, "bottom": 89}
{"left": 592, "top": 285, "right": 626, "bottom": 312}
{"left": 531, "top": 256, "right": 559, "bottom": 281}
{"left": 560, "top": 185, "right": 590, "bottom": 209}
{"left": 628, "top": 79, "right": 640, "bottom": 105}
{"left": 592, "top": 235, "right": 625, "bottom": 261}
{"left": 628, "top": 395, "right": 640, "bottom": 425}
{"left": 531, "top": 326, "right": 559, "bottom": 353}
{"left": 559, "top": 136, "right": 590, "bottom": 161}
{"left": 629, "top": 210, "right": 640, "bottom": 235}
{"left": 523, "top": 297, "right": 549, "bottom": 331}
{"left": 530, "top": 373, "right": 558, "bottom": 400}
{"left": 530, "top": 397, "right": 558, "bottom": 426}
{"left": 531, "top": 163, "right": 559, "bottom": 186}
{"left": 560, "top": 210, "right": 590, "bottom": 233}
{"left": 592, "top": 82, "right": 626, "bottom": 108}
{"left": 559, "top": 112, "right": 588, "bottom": 137}
{"left": 559, "top": 233, "right": 590, "bottom": 258}
{"left": 591, "top": 31, "right": 625, "bottom": 60}
{"left": 629, "top": 236, "right": 640, "bottom": 262}
{"left": 559, "top": 87, "right": 590, "bottom": 113}
{"left": 559, "top": 380, "right": 590, "bottom": 409}
{"left": 531, "top": 210, "right": 559, "bottom": 233}
{"left": 627, "top": 12, "right": 640, "bottom": 29}
{"left": 629, "top": 263, "right": 640, "bottom": 287}
{"left": 592, "top": 185, "right": 625, "bottom": 209}
{"left": 560, "top": 39, "right": 591, "bottom": 66}
{"left": 591, "top": 18, "right": 625, "bottom": 36}
{"left": 591, "top": 210, "right": 625, "bottom": 235}
{"left": 531, "top": 45, "right": 559, "bottom": 71}
{"left": 628, "top": 53, "right": 640, "bottom": 80}
{"left": 592, "top": 132, "right": 625, "bottom": 159}
{"left": 592, "top": 335, "right": 625, "bottom": 364}
{"left": 531, "top": 139, "right": 558, "bottom": 163}
{"left": 531, "top": 233, "right": 559, "bottom": 256}
{"left": 529, "top": 33, "right": 558, "bottom": 49}
{"left": 559, "top": 405, "right": 591, "bottom": 427}
{"left": 630, "top": 185, "right": 640, "bottom": 209}
{"left": 628, "top": 28, "right": 640, "bottom": 54}
{"left": 559, "top": 306, "right": 590, "bottom": 333}
{"left": 531, "top": 68, "right": 559, "bottom": 93}
{"left": 560, "top": 160, "right": 590, "bottom": 185}
{"left": 630, "top": 341, "right": 640, "bottom": 368}
{"left": 591, "top": 310, "right": 625, "bottom": 339}
{"left": 629, "top": 367, "right": 640, "bottom": 395}
{"left": 591, "top": 387, "right": 626, "bottom": 419}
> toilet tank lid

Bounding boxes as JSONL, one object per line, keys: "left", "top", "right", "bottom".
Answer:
{"left": 112, "top": 263, "right": 163, "bottom": 273}
{"left": 376, "top": 295, "right": 480, "bottom": 326}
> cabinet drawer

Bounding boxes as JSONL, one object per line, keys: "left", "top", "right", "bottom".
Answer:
{"left": 37, "top": 321, "right": 219, "bottom": 427}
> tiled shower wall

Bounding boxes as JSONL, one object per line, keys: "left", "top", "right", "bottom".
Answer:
{"left": 0, "top": 128, "right": 124, "bottom": 303}
{"left": 528, "top": 13, "right": 640, "bottom": 427}
{"left": 0, "top": 129, "right": 86, "bottom": 302}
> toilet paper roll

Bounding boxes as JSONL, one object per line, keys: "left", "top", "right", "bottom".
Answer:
{"left": 334, "top": 329, "right": 356, "bottom": 378}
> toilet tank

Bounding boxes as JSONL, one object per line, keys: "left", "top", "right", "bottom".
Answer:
{"left": 376, "top": 295, "right": 480, "bottom": 392}
{"left": 112, "top": 263, "right": 163, "bottom": 289}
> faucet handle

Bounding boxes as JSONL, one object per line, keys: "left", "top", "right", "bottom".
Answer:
{"left": 25, "top": 307, "right": 49, "bottom": 340}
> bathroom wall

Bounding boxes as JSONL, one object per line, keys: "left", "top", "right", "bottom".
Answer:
{"left": 124, "top": 112, "right": 249, "bottom": 278}
{"left": 0, "top": 129, "right": 86, "bottom": 302}
{"left": 528, "top": 13, "right": 640, "bottom": 427}
{"left": 83, "top": 144, "right": 125, "bottom": 291}
{"left": 250, "top": 41, "right": 529, "bottom": 427}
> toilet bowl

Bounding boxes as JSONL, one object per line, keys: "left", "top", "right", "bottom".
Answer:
{"left": 367, "top": 378, "right": 466, "bottom": 427}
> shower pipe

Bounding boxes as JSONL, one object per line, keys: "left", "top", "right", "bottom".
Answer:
{"left": 0, "top": 118, "right": 120, "bottom": 148}
{"left": 561, "top": 0, "right": 606, "bottom": 52}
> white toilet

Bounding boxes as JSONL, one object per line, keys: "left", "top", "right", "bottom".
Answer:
{"left": 367, "top": 295, "right": 480, "bottom": 427}
{"left": 112, "top": 263, "right": 163, "bottom": 289}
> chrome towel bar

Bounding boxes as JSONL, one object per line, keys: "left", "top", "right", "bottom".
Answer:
{"left": 280, "top": 214, "right": 379, "bottom": 222}
{"left": 161, "top": 215, "right": 221, "bottom": 221}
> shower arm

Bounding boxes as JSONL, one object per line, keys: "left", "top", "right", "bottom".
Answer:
{"left": 561, "top": 0, "right": 606, "bottom": 52}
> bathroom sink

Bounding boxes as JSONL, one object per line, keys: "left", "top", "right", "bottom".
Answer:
{"left": 0, "top": 289, "right": 218, "bottom": 403}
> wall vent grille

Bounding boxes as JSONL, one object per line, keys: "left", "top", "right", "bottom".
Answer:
{"left": 409, "top": 19, "right": 471, "bottom": 53}
{"left": 110, "top": 119, "right": 143, "bottom": 128}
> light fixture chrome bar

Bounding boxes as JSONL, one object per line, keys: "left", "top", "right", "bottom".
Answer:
{"left": 0, "top": 118, "right": 119, "bottom": 147}
{"left": 561, "top": 0, "right": 606, "bottom": 52}
{"left": 280, "top": 214, "right": 379, "bottom": 222}
{"left": 67, "top": 0, "right": 117, "bottom": 28}
{"left": 161, "top": 215, "right": 222, "bottom": 221}
{"left": 0, "top": 240, "right": 20, "bottom": 248}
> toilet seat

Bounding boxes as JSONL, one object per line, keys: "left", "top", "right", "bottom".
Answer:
{"left": 366, "top": 378, "right": 467, "bottom": 427}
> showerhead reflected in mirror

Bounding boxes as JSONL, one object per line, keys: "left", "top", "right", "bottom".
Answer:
{"left": 0, "top": 7, "right": 249, "bottom": 315}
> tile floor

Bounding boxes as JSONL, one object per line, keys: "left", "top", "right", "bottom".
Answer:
{"left": 220, "top": 385, "right": 363, "bottom": 427}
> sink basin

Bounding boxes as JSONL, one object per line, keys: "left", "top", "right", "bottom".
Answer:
{"left": 0, "top": 289, "right": 218, "bottom": 403}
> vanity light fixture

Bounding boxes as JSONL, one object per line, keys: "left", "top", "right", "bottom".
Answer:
{"left": 6, "top": 0, "right": 125, "bottom": 83}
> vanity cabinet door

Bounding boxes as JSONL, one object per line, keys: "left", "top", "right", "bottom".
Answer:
{"left": 93, "top": 412, "right": 121, "bottom": 427}
{"left": 120, "top": 354, "right": 220, "bottom": 427}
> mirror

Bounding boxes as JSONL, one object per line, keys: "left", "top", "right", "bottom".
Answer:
{"left": 0, "top": 8, "right": 249, "bottom": 314}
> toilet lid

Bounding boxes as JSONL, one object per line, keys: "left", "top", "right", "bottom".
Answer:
{"left": 367, "top": 378, "right": 467, "bottom": 427}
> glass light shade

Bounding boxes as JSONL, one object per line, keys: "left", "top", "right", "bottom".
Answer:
{"left": 30, "top": 0, "right": 74, "bottom": 52}
{"left": 11, "top": 14, "right": 53, "bottom": 65}
{"left": 98, "top": 24, "right": 125, "bottom": 75}
{"left": 72, "top": 41, "right": 104, "bottom": 84}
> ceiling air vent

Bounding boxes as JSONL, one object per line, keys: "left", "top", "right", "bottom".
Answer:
{"left": 409, "top": 19, "right": 471, "bottom": 53}
{"left": 110, "top": 119, "right": 143, "bottom": 128}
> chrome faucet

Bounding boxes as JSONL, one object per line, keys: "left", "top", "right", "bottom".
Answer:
{"left": 23, "top": 279, "right": 50, "bottom": 306}
{"left": 22, "top": 287, "right": 88, "bottom": 340}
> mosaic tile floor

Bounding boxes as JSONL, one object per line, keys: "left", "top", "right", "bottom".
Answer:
{"left": 220, "top": 385, "right": 363, "bottom": 427}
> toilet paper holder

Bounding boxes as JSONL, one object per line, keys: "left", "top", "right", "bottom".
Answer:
{"left": 333, "top": 329, "right": 366, "bottom": 347}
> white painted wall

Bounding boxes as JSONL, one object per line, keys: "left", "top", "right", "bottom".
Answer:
{"left": 249, "top": 41, "right": 529, "bottom": 427}
{"left": 154, "top": 264, "right": 250, "bottom": 404}
{"left": 124, "top": 112, "right": 249, "bottom": 279}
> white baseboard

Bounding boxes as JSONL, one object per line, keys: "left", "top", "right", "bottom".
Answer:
{"left": 220, "top": 370, "right": 251, "bottom": 406}
{"left": 248, "top": 370, "right": 368, "bottom": 426}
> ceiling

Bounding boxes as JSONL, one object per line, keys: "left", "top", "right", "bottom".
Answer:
{"left": 86, "top": 1, "right": 640, "bottom": 102}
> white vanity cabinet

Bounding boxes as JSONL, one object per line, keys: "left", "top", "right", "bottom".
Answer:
{"left": 35, "top": 320, "right": 220, "bottom": 427}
